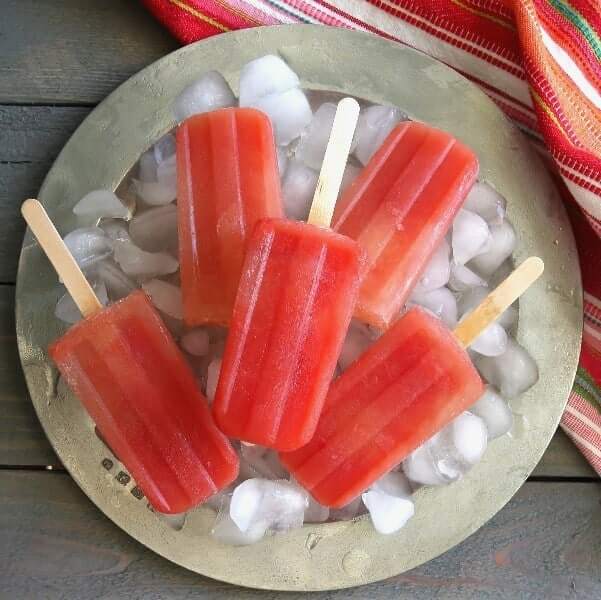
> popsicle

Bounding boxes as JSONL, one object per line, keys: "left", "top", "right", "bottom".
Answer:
{"left": 22, "top": 199, "right": 239, "bottom": 515}
{"left": 177, "top": 107, "right": 284, "bottom": 326}
{"left": 333, "top": 121, "right": 479, "bottom": 330}
{"left": 213, "top": 98, "right": 363, "bottom": 451}
{"left": 280, "top": 258, "right": 544, "bottom": 507}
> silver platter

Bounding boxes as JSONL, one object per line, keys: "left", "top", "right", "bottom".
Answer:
{"left": 16, "top": 25, "right": 582, "bottom": 591}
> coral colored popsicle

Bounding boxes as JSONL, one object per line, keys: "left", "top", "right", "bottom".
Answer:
{"left": 177, "top": 107, "right": 283, "bottom": 326}
{"left": 213, "top": 98, "right": 363, "bottom": 451}
{"left": 334, "top": 121, "right": 479, "bottom": 330}
{"left": 22, "top": 200, "right": 238, "bottom": 515}
{"left": 281, "top": 258, "right": 544, "bottom": 508}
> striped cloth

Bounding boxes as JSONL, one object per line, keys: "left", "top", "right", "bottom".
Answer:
{"left": 141, "top": 0, "right": 601, "bottom": 474}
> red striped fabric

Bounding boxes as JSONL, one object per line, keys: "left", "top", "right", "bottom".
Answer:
{"left": 140, "top": 0, "right": 601, "bottom": 475}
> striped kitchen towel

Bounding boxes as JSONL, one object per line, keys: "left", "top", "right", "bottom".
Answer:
{"left": 141, "top": 0, "right": 601, "bottom": 474}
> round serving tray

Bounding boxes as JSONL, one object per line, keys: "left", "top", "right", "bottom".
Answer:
{"left": 16, "top": 25, "right": 582, "bottom": 591}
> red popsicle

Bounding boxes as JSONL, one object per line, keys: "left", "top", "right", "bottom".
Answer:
{"left": 23, "top": 200, "right": 238, "bottom": 515}
{"left": 213, "top": 218, "right": 363, "bottom": 450}
{"left": 280, "top": 258, "right": 543, "bottom": 507}
{"left": 177, "top": 107, "right": 283, "bottom": 327}
{"left": 212, "top": 98, "right": 362, "bottom": 451}
{"left": 334, "top": 121, "right": 479, "bottom": 330}
{"left": 50, "top": 291, "right": 239, "bottom": 513}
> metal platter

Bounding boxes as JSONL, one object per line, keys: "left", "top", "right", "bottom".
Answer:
{"left": 15, "top": 25, "right": 582, "bottom": 591}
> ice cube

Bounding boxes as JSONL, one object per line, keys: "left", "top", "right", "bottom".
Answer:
{"left": 329, "top": 496, "right": 363, "bottom": 521}
{"left": 129, "top": 204, "right": 178, "bottom": 253}
{"left": 153, "top": 133, "right": 176, "bottom": 164}
{"left": 410, "top": 287, "right": 458, "bottom": 329}
{"left": 250, "top": 88, "right": 312, "bottom": 145}
{"left": 100, "top": 220, "right": 131, "bottom": 244}
{"left": 230, "top": 478, "right": 308, "bottom": 533}
{"left": 114, "top": 241, "right": 178, "bottom": 280}
{"left": 474, "top": 338, "right": 538, "bottom": 398}
{"left": 402, "top": 434, "right": 451, "bottom": 486}
{"left": 206, "top": 358, "right": 222, "bottom": 403}
{"left": 55, "top": 280, "right": 108, "bottom": 324}
{"left": 156, "top": 154, "right": 177, "bottom": 192}
{"left": 281, "top": 160, "right": 318, "bottom": 220}
{"left": 180, "top": 328, "right": 210, "bottom": 356}
{"left": 339, "top": 320, "right": 373, "bottom": 371}
{"left": 448, "top": 263, "right": 488, "bottom": 292}
{"left": 458, "top": 286, "right": 518, "bottom": 331}
{"left": 158, "top": 511, "right": 186, "bottom": 531}
{"left": 469, "top": 322, "right": 508, "bottom": 357}
{"left": 363, "top": 472, "right": 414, "bottom": 534}
{"left": 470, "top": 386, "right": 513, "bottom": 439}
{"left": 276, "top": 146, "right": 289, "bottom": 175}
{"left": 469, "top": 220, "right": 516, "bottom": 277}
{"left": 212, "top": 496, "right": 267, "bottom": 545}
{"left": 451, "top": 412, "right": 488, "bottom": 465}
{"left": 239, "top": 55, "right": 300, "bottom": 106}
{"left": 413, "top": 240, "right": 451, "bottom": 294}
{"left": 95, "top": 259, "right": 136, "bottom": 301}
{"left": 340, "top": 163, "right": 361, "bottom": 194}
{"left": 240, "top": 444, "right": 288, "bottom": 480}
{"left": 303, "top": 494, "right": 330, "bottom": 523}
{"left": 138, "top": 150, "right": 157, "bottom": 183}
{"left": 133, "top": 179, "right": 176, "bottom": 207}
{"left": 403, "top": 413, "right": 487, "bottom": 486}
{"left": 452, "top": 209, "right": 492, "bottom": 265}
{"left": 142, "top": 279, "right": 183, "bottom": 319}
{"left": 63, "top": 227, "right": 113, "bottom": 271}
{"left": 296, "top": 103, "right": 341, "bottom": 170}
{"left": 463, "top": 181, "right": 506, "bottom": 225}
{"left": 354, "top": 105, "right": 405, "bottom": 165}
{"left": 173, "top": 70, "right": 236, "bottom": 122}
{"left": 72, "top": 189, "right": 132, "bottom": 221}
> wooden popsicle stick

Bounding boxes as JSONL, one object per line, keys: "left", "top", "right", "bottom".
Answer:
{"left": 307, "top": 97, "right": 360, "bottom": 228}
{"left": 453, "top": 256, "right": 544, "bottom": 348}
{"left": 21, "top": 199, "right": 103, "bottom": 318}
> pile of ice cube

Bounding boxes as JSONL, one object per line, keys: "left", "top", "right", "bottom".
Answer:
{"left": 55, "top": 55, "right": 538, "bottom": 544}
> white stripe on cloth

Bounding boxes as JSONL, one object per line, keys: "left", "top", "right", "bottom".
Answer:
{"left": 540, "top": 27, "right": 601, "bottom": 110}
{"left": 562, "top": 423, "right": 601, "bottom": 461}
{"left": 326, "top": 0, "right": 532, "bottom": 106}
{"left": 565, "top": 404, "right": 601, "bottom": 437}
{"left": 585, "top": 292, "right": 601, "bottom": 311}
{"left": 565, "top": 179, "right": 601, "bottom": 220}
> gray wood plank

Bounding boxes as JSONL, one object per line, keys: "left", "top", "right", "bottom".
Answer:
{"left": 532, "top": 429, "right": 596, "bottom": 478}
{"left": 0, "top": 284, "right": 59, "bottom": 467}
{"left": 1, "top": 471, "right": 599, "bottom": 598}
{"left": 0, "top": 105, "right": 91, "bottom": 282}
{"left": 0, "top": 0, "right": 177, "bottom": 104}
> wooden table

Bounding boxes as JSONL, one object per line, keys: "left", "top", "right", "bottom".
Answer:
{"left": 1, "top": 2, "right": 600, "bottom": 597}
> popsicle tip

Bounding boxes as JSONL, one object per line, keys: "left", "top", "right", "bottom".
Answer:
{"left": 338, "top": 96, "right": 360, "bottom": 114}
{"left": 522, "top": 256, "right": 544, "bottom": 279}
{"left": 21, "top": 198, "right": 41, "bottom": 219}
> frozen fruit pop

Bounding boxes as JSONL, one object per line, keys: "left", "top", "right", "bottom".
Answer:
{"left": 281, "top": 258, "right": 543, "bottom": 507}
{"left": 177, "top": 107, "right": 283, "bottom": 326}
{"left": 213, "top": 98, "right": 363, "bottom": 451}
{"left": 334, "top": 121, "right": 479, "bottom": 329}
{"left": 22, "top": 199, "right": 238, "bottom": 515}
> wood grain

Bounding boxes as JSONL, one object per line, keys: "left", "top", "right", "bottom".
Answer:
{"left": 1, "top": 471, "right": 599, "bottom": 598}
{"left": 0, "top": 0, "right": 177, "bottom": 104}
{"left": 0, "top": 285, "right": 59, "bottom": 467}
{"left": 0, "top": 105, "right": 91, "bottom": 282}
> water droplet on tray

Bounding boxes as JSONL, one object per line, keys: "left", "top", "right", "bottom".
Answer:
{"left": 305, "top": 533, "right": 322, "bottom": 552}
{"left": 342, "top": 549, "right": 372, "bottom": 577}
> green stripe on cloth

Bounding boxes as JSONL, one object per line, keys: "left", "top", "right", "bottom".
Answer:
{"left": 574, "top": 366, "right": 601, "bottom": 414}
{"left": 548, "top": 0, "right": 601, "bottom": 60}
